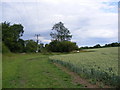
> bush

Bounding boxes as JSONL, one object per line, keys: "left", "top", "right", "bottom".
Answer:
{"left": 2, "top": 42, "right": 10, "bottom": 53}
{"left": 24, "top": 40, "right": 37, "bottom": 53}
{"left": 47, "top": 40, "right": 78, "bottom": 52}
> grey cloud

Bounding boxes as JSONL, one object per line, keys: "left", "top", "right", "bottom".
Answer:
{"left": 1, "top": 0, "right": 118, "bottom": 46}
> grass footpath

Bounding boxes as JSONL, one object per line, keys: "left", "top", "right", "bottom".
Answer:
{"left": 2, "top": 53, "right": 83, "bottom": 88}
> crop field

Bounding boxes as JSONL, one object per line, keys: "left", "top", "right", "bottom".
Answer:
{"left": 50, "top": 47, "right": 120, "bottom": 86}
{"left": 2, "top": 47, "right": 120, "bottom": 88}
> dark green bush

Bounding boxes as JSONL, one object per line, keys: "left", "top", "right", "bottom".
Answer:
{"left": 2, "top": 42, "right": 10, "bottom": 53}
{"left": 47, "top": 40, "right": 78, "bottom": 52}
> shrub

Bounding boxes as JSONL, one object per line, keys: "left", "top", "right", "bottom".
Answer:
{"left": 47, "top": 40, "right": 78, "bottom": 52}
{"left": 2, "top": 42, "right": 10, "bottom": 53}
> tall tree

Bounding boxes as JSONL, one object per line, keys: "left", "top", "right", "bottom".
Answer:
{"left": 2, "top": 21, "right": 24, "bottom": 52}
{"left": 50, "top": 22, "right": 72, "bottom": 41}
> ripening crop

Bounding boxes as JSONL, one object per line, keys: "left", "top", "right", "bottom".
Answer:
{"left": 49, "top": 47, "right": 120, "bottom": 86}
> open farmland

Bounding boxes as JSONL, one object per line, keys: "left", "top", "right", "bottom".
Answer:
{"left": 50, "top": 47, "right": 119, "bottom": 87}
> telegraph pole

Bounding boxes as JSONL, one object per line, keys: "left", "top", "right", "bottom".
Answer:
{"left": 35, "top": 34, "right": 40, "bottom": 52}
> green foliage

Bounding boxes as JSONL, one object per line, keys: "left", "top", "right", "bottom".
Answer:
{"left": 49, "top": 22, "right": 78, "bottom": 52}
{"left": 50, "top": 47, "right": 119, "bottom": 87}
{"left": 0, "top": 42, "right": 1, "bottom": 53}
{"left": 93, "top": 44, "right": 101, "bottom": 48}
{"left": 2, "top": 42, "right": 10, "bottom": 53}
{"left": 2, "top": 21, "right": 24, "bottom": 52}
{"left": 50, "top": 22, "right": 72, "bottom": 41}
{"left": 48, "top": 40, "right": 78, "bottom": 52}
{"left": 80, "top": 42, "right": 120, "bottom": 49}
{"left": 104, "top": 42, "right": 120, "bottom": 47}
{"left": 24, "top": 40, "right": 37, "bottom": 53}
{"left": 16, "top": 39, "right": 25, "bottom": 52}
{"left": 38, "top": 43, "right": 44, "bottom": 52}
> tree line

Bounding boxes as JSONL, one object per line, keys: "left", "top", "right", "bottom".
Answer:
{"left": 80, "top": 42, "right": 120, "bottom": 49}
{"left": 1, "top": 21, "right": 43, "bottom": 53}
{"left": 1, "top": 21, "right": 78, "bottom": 53}
{"left": 1, "top": 21, "right": 119, "bottom": 53}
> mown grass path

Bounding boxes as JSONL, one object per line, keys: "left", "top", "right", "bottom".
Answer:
{"left": 3, "top": 53, "right": 82, "bottom": 88}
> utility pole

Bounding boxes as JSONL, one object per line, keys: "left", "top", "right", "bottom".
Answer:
{"left": 35, "top": 34, "right": 40, "bottom": 53}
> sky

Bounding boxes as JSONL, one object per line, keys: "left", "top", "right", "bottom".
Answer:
{"left": 0, "top": 0, "right": 119, "bottom": 47}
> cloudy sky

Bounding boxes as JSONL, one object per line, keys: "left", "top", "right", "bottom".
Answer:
{"left": 1, "top": 0, "right": 119, "bottom": 47}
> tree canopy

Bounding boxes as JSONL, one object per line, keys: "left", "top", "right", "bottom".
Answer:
{"left": 24, "top": 40, "right": 37, "bottom": 53}
{"left": 47, "top": 40, "right": 78, "bottom": 52}
{"left": 2, "top": 21, "right": 44, "bottom": 53}
{"left": 2, "top": 21, "right": 120, "bottom": 53}
{"left": 50, "top": 22, "right": 72, "bottom": 41}
{"left": 48, "top": 22, "right": 78, "bottom": 52}
{"left": 2, "top": 21, "right": 24, "bottom": 52}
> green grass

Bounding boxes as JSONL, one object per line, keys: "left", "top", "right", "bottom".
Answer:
{"left": 50, "top": 47, "right": 119, "bottom": 86}
{"left": 3, "top": 53, "right": 82, "bottom": 88}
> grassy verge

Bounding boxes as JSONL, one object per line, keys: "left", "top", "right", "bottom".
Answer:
{"left": 2, "top": 53, "right": 82, "bottom": 88}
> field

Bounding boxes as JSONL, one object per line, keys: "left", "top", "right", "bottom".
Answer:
{"left": 2, "top": 53, "right": 82, "bottom": 88}
{"left": 50, "top": 47, "right": 119, "bottom": 86}
{"left": 2, "top": 47, "right": 120, "bottom": 88}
